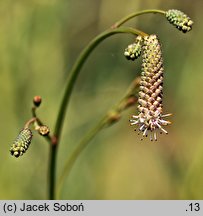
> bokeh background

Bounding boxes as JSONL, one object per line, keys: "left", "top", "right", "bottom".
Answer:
{"left": 0, "top": 0, "right": 202, "bottom": 199}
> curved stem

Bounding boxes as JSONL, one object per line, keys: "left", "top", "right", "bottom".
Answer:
{"left": 49, "top": 27, "right": 144, "bottom": 199}
{"left": 112, "top": 9, "right": 166, "bottom": 28}
{"left": 54, "top": 27, "right": 147, "bottom": 140}
{"left": 24, "top": 117, "right": 36, "bottom": 129}
{"left": 31, "top": 106, "right": 52, "bottom": 143}
{"left": 56, "top": 77, "right": 140, "bottom": 198}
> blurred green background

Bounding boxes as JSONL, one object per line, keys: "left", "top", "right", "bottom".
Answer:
{"left": 0, "top": 0, "right": 202, "bottom": 199}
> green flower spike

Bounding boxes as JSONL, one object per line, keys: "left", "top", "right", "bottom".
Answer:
{"left": 124, "top": 36, "right": 143, "bottom": 60}
{"left": 10, "top": 128, "right": 33, "bottom": 158}
{"left": 165, "top": 9, "right": 193, "bottom": 33}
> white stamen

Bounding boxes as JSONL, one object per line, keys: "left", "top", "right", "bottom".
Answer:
{"left": 132, "top": 115, "right": 139, "bottom": 119}
{"left": 156, "top": 122, "right": 168, "bottom": 134}
{"left": 130, "top": 120, "right": 139, "bottom": 125}
{"left": 139, "top": 124, "right": 145, "bottom": 131}
{"left": 154, "top": 132, "right": 157, "bottom": 141}
{"left": 161, "top": 113, "right": 172, "bottom": 117}
{"left": 158, "top": 119, "right": 171, "bottom": 125}
{"left": 143, "top": 128, "right": 148, "bottom": 136}
{"left": 150, "top": 133, "right": 153, "bottom": 141}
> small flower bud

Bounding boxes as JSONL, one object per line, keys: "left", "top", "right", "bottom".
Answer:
{"left": 124, "top": 36, "right": 143, "bottom": 60}
{"left": 38, "top": 125, "right": 50, "bottom": 136}
{"left": 165, "top": 9, "right": 193, "bottom": 33}
{"left": 10, "top": 128, "right": 33, "bottom": 158}
{"left": 124, "top": 96, "right": 137, "bottom": 109}
{"left": 107, "top": 111, "right": 121, "bottom": 125}
{"left": 33, "top": 96, "right": 42, "bottom": 107}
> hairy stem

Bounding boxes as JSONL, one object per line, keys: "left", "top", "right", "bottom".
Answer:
{"left": 49, "top": 27, "right": 146, "bottom": 199}
{"left": 56, "top": 77, "right": 140, "bottom": 198}
{"left": 112, "top": 9, "right": 166, "bottom": 28}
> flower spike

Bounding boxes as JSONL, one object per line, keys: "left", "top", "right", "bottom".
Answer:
{"left": 124, "top": 36, "right": 143, "bottom": 60}
{"left": 165, "top": 9, "right": 193, "bottom": 33}
{"left": 130, "top": 34, "right": 171, "bottom": 141}
{"left": 10, "top": 128, "right": 33, "bottom": 158}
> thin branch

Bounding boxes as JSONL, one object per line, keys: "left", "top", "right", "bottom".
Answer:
{"left": 112, "top": 9, "right": 166, "bottom": 28}
{"left": 49, "top": 27, "right": 146, "bottom": 199}
{"left": 54, "top": 27, "right": 147, "bottom": 141}
{"left": 56, "top": 77, "right": 140, "bottom": 198}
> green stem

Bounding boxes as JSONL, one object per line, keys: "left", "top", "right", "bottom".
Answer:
{"left": 31, "top": 106, "right": 52, "bottom": 142}
{"left": 49, "top": 26, "right": 145, "bottom": 200}
{"left": 112, "top": 9, "right": 166, "bottom": 28}
{"left": 56, "top": 77, "right": 140, "bottom": 198}
{"left": 54, "top": 27, "right": 147, "bottom": 139}
{"left": 49, "top": 144, "right": 57, "bottom": 200}
{"left": 56, "top": 116, "right": 108, "bottom": 199}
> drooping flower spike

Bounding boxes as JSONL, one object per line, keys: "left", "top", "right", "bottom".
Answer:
{"left": 165, "top": 9, "right": 193, "bottom": 33}
{"left": 130, "top": 34, "right": 171, "bottom": 141}
{"left": 10, "top": 127, "right": 33, "bottom": 158}
{"left": 10, "top": 96, "right": 51, "bottom": 158}
{"left": 124, "top": 36, "right": 143, "bottom": 60}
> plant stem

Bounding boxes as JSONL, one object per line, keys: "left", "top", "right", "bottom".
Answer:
{"left": 54, "top": 27, "right": 147, "bottom": 140}
{"left": 48, "top": 27, "right": 146, "bottom": 199}
{"left": 31, "top": 106, "right": 52, "bottom": 142}
{"left": 56, "top": 116, "right": 108, "bottom": 199}
{"left": 49, "top": 143, "right": 57, "bottom": 200}
{"left": 112, "top": 9, "right": 166, "bottom": 28}
{"left": 24, "top": 117, "right": 36, "bottom": 128}
{"left": 56, "top": 77, "right": 140, "bottom": 198}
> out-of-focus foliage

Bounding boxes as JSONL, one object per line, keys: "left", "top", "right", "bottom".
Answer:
{"left": 0, "top": 0, "right": 202, "bottom": 199}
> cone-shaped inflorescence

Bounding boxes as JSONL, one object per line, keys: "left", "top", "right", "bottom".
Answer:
{"left": 10, "top": 128, "right": 33, "bottom": 158}
{"left": 124, "top": 36, "right": 143, "bottom": 60}
{"left": 130, "top": 34, "right": 171, "bottom": 141}
{"left": 165, "top": 9, "right": 193, "bottom": 33}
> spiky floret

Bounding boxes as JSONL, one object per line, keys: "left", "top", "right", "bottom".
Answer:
{"left": 124, "top": 36, "right": 143, "bottom": 60}
{"left": 10, "top": 128, "right": 32, "bottom": 158}
{"left": 130, "top": 35, "right": 171, "bottom": 141}
{"left": 165, "top": 9, "right": 193, "bottom": 33}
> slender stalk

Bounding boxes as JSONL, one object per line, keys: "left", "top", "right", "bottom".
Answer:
{"left": 56, "top": 77, "right": 140, "bottom": 198}
{"left": 49, "top": 27, "right": 146, "bottom": 199}
{"left": 30, "top": 107, "right": 54, "bottom": 199}
{"left": 24, "top": 117, "right": 36, "bottom": 128}
{"left": 31, "top": 106, "right": 52, "bottom": 142}
{"left": 54, "top": 27, "right": 147, "bottom": 140}
{"left": 49, "top": 144, "right": 57, "bottom": 200}
{"left": 56, "top": 116, "right": 108, "bottom": 199}
{"left": 112, "top": 9, "right": 166, "bottom": 28}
